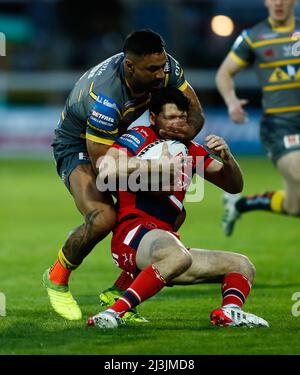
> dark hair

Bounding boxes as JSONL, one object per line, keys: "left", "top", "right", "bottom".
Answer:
{"left": 123, "top": 29, "right": 165, "bottom": 56}
{"left": 149, "top": 87, "right": 190, "bottom": 115}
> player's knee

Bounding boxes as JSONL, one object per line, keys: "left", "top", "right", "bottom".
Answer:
{"left": 174, "top": 249, "right": 193, "bottom": 274}
{"left": 284, "top": 163, "right": 300, "bottom": 185}
{"left": 180, "top": 249, "right": 193, "bottom": 272}
{"left": 236, "top": 255, "right": 256, "bottom": 282}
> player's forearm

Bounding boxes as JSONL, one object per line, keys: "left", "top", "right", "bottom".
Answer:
{"left": 220, "top": 155, "right": 243, "bottom": 194}
{"left": 184, "top": 83, "right": 205, "bottom": 138}
{"left": 188, "top": 105, "right": 205, "bottom": 137}
{"left": 187, "top": 89, "right": 205, "bottom": 136}
{"left": 86, "top": 139, "right": 110, "bottom": 172}
{"left": 216, "top": 68, "right": 239, "bottom": 108}
{"left": 99, "top": 156, "right": 173, "bottom": 192}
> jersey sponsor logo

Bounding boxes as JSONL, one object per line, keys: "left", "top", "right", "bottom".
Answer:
{"left": 116, "top": 130, "right": 146, "bottom": 155}
{"left": 87, "top": 53, "right": 122, "bottom": 79}
{"left": 292, "top": 31, "right": 300, "bottom": 39}
{"left": 269, "top": 67, "right": 291, "bottom": 82}
{"left": 292, "top": 40, "right": 300, "bottom": 57}
{"left": 113, "top": 52, "right": 124, "bottom": 64}
{"left": 268, "top": 65, "right": 300, "bottom": 82}
{"left": 138, "top": 128, "right": 150, "bottom": 138}
{"left": 164, "top": 58, "right": 170, "bottom": 73}
{"left": 169, "top": 55, "right": 181, "bottom": 77}
{"left": 283, "top": 44, "right": 297, "bottom": 57}
{"left": 79, "top": 152, "right": 90, "bottom": 161}
{"left": 144, "top": 221, "right": 157, "bottom": 229}
{"left": 264, "top": 48, "right": 276, "bottom": 58}
{"left": 175, "top": 62, "right": 181, "bottom": 77}
{"left": 89, "top": 113, "right": 116, "bottom": 129}
{"left": 287, "top": 65, "right": 298, "bottom": 78}
{"left": 124, "top": 99, "right": 136, "bottom": 109}
{"left": 96, "top": 95, "right": 120, "bottom": 112}
{"left": 91, "top": 110, "right": 115, "bottom": 124}
{"left": 87, "top": 59, "right": 111, "bottom": 79}
{"left": 89, "top": 94, "right": 120, "bottom": 130}
{"left": 283, "top": 134, "right": 300, "bottom": 149}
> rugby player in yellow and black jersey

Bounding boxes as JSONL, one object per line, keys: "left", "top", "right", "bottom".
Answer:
{"left": 216, "top": 0, "right": 300, "bottom": 236}
{"left": 43, "top": 29, "right": 205, "bottom": 322}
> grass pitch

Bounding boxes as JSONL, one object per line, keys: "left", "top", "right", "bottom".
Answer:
{"left": 0, "top": 157, "right": 299, "bottom": 355}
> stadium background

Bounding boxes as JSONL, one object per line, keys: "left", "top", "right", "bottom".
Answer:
{"left": 1, "top": 0, "right": 300, "bottom": 356}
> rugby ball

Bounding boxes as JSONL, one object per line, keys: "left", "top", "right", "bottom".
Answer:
{"left": 137, "top": 139, "right": 188, "bottom": 159}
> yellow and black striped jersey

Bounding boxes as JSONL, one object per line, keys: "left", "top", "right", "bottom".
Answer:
{"left": 230, "top": 17, "right": 300, "bottom": 119}
{"left": 53, "top": 52, "right": 187, "bottom": 147}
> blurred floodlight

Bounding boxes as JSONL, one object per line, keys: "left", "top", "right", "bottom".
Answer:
{"left": 211, "top": 15, "right": 234, "bottom": 37}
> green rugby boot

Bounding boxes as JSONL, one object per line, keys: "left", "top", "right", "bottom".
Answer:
{"left": 43, "top": 269, "right": 82, "bottom": 320}
{"left": 99, "top": 286, "right": 148, "bottom": 323}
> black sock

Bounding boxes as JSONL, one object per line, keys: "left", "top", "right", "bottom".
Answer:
{"left": 236, "top": 192, "right": 274, "bottom": 213}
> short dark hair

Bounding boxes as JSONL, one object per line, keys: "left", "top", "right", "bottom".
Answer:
{"left": 123, "top": 29, "right": 165, "bottom": 56}
{"left": 149, "top": 87, "right": 190, "bottom": 115}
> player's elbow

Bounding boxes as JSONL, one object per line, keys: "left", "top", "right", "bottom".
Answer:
{"left": 226, "top": 179, "right": 243, "bottom": 194}
{"left": 224, "top": 173, "right": 244, "bottom": 194}
{"left": 215, "top": 67, "right": 226, "bottom": 88}
{"left": 215, "top": 68, "right": 222, "bottom": 87}
{"left": 215, "top": 65, "right": 233, "bottom": 91}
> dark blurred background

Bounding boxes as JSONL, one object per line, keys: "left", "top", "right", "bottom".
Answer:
{"left": 0, "top": 0, "right": 299, "bottom": 156}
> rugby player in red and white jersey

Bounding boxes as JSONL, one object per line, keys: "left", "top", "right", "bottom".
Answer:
{"left": 88, "top": 87, "right": 269, "bottom": 328}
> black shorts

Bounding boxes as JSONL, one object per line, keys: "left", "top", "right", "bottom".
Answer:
{"left": 52, "top": 141, "right": 91, "bottom": 191}
{"left": 260, "top": 115, "right": 300, "bottom": 164}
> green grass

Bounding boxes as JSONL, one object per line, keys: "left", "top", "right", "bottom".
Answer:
{"left": 0, "top": 157, "right": 299, "bottom": 355}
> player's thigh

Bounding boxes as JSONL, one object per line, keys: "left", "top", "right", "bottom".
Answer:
{"left": 136, "top": 229, "right": 186, "bottom": 271}
{"left": 169, "top": 248, "right": 254, "bottom": 285}
{"left": 69, "top": 163, "right": 116, "bottom": 227}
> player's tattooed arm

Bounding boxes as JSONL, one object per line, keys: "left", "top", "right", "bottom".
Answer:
{"left": 184, "top": 83, "right": 205, "bottom": 136}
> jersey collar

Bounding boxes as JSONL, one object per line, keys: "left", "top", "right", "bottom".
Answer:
{"left": 268, "top": 16, "right": 295, "bottom": 33}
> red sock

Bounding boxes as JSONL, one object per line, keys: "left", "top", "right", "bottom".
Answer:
{"left": 109, "top": 265, "right": 166, "bottom": 316}
{"left": 114, "top": 270, "right": 134, "bottom": 291}
{"left": 221, "top": 272, "right": 251, "bottom": 308}
{"left": 49, "top": 260, "right": 71, "bottom": 285}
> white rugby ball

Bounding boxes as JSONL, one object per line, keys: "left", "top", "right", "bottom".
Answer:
{"left": 137, "top": 139, "right": 188, "bottom": 159}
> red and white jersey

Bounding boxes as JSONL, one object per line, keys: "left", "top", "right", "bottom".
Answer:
{"left": 112, "top": 126, "right": 214, "bottom": 230}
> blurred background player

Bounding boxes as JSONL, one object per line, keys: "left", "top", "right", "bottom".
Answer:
{"left": 87, "top": 87, "right": 268, "bottom": 329}
{"left": 43, "top": 29, "right": 205, "bottom": 322}
{"left": 216, "top": 0, "right": 300, "bottom": 236}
